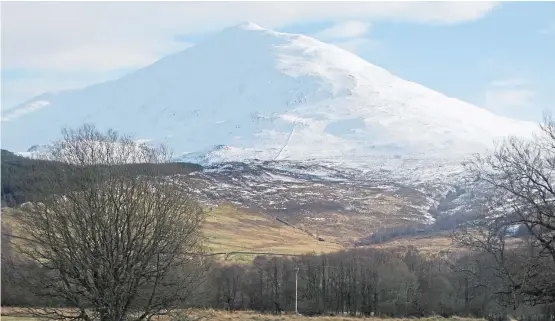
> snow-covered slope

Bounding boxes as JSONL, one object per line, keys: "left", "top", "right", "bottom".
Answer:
{"left": 1, "top": 21, "right": 537, "bottom": 166}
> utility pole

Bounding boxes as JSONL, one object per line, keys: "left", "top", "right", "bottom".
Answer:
{"left": 295, "top": 267, "right": 300, "bottom": 315}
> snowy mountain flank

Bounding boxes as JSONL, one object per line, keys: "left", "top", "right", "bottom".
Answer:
{"left": 1, "top": 22, "right": 539, "bottom": 235}
{"left": 2, "top": 21, "right": 536, "bottom": 162}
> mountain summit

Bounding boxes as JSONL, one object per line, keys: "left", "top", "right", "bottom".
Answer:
{"left": 1, "top": 22, "right": 537, "bottom": 165}
{"left": 233, "top": 21, "right": 265, "bottom": 30}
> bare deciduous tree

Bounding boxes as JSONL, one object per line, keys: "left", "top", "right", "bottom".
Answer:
{"left": 454, "top": 114, "right": 555, "bottom": 307}
{"left": 10, "top": 124, "right": 209, "bottom": 321}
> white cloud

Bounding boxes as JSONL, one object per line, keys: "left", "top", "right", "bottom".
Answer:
{"left": 7, "top": 42, "right": 194, "bottom": 72}
{"left": 485, "top": 89, "right": 535, "bottom": 110}
{"left": 316, "top": 21, "right": 371, "bottom": 40}
{"left": 538, "top": 21, "right": 555, "bottom": 35}
{"left": 485, "top": 77, "right": 535, "bottom": 110}
{"left": 1, "top": 2, "right": 497, "bottom": 106}
{"left": 333, "top": 38, "right": 385, "bottom": 56}
{"left": 313, "top": 21, "right": 380, "bottom": 55}
{"left": 490, "top": 78, "right": 526, "bottom": 87}
{"left": 1, "top": 101, "right": 50, "bottom": 122}
{"left": 2, "top": 2, "right": 497, "bottom": 72}
{"left": 1, "top": 72, "right": 128, "bottom": 109}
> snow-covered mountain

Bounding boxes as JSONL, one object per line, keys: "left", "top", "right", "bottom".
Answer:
{"left": 1, "top": 22, "right": 537, "bottom": 167}
{"left": 2, "top": 21, "right": 540, "bottom": 238}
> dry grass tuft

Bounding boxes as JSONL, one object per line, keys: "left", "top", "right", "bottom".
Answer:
{"left": 1, "top": 307, "right": 486, "bottom": 321}
{"left": 165, "top": 309, "right": 486, "bottom": 321}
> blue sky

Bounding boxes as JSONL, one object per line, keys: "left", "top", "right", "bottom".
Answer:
{"left": 360, "top": 1, "right": 555, "bottom": 122}
{"left": 2, "top": 2, "right": 554, "bottom": 122}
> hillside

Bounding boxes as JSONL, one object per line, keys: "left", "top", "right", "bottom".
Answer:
{"left": 203, "top": 205, "right": 343, "bottom": 261}
{"left": 0, "top": 151, "right": 486, "bottom": 260}
{"left": 1, "top": 153, "right": 343, "bottom": 259}
{"left": 0, "top": 149, "right": 481, "bottom": 250}
{"left": 1, "top": 203, "right": 344, "bottom": 264}
{"left": 0, "top": 149, "right": 202, "bottom": 206}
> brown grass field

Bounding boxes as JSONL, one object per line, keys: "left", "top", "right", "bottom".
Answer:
{"left": 0, "top": 307, "right": 485, "bottom": 321}
{"left": 2, "top": 205, "right": 344, "bottom": 264}
{"left": 171, "top": 310, "right": 485, "bottom": 321}
{"left": 202, "top": 205, "right": 343, "bottom": 262}
{"left": 367, "top": 232, "right": 456, "bottom": 254}
{"left": 2, "top": 205, "right": 465, "bottom": 263}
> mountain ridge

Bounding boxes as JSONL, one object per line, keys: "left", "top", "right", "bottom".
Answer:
{"left": 1, "top": 21, "right": 537, "bottom": 168}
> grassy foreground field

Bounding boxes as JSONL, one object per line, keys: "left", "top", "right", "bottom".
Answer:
{"left": 173, "top": 310, "right": 485, "bottom": 321}
{"left": 203, "top": 205, "right": 343, "bottom": 262}
{"left": 0, "top": 308, "right": 485, "bottom": 321}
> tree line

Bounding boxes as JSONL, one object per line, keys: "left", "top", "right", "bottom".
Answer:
{"left": 198, "top": 247, "right": 554, "bottom": 319}
{"left": 3, "top": 238, "right": 554, "bottom": 320}
{"left": 1, "top": 148, "right": 202, "bottom": 207}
